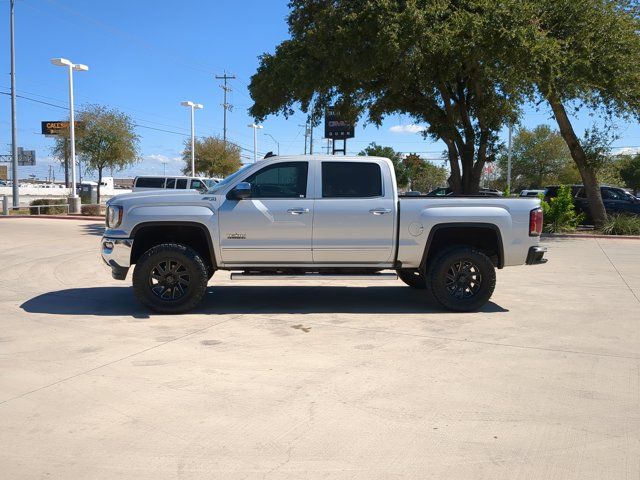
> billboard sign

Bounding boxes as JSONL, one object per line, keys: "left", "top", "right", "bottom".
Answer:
{"left": 0, "top": 147, "right": 36, "bottom": 166}
{"left": 41, "top": 121, "right": 78, "bottom": 136}
{"left": 0, "top": 165, "right": 7, "bottom": 180}
{"left": 324, "top": 108, "right": 355, "bottom": 139}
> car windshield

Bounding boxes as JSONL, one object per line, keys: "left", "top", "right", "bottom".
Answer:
{"left": 206, "top": 165, "right": 253, "bottom": 193}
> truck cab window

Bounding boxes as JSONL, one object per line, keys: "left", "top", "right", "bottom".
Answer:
{"left": 243, "top": 162, "right": 308, "bottom": 198}
{"left": 322, "top": 162, "right": 382, "bottom": 198}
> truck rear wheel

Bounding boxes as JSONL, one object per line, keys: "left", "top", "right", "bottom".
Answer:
{"left": 427, "top": 246, "right": 496, "bottom": 312}
{"left": 133, "top": 243, "right": 208, "bottom": 314}
{"left": 396, "top": 269, "right": 427, "bottom": 289}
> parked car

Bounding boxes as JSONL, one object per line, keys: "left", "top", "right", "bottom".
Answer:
{"left": 132, "top": 176, "right": 210, "bottom": 193}
{"left": 102, "top": 155, "right": 546, "bottom": 314}
{"left": 545, "top": 184, "right": 640, "bottom": 219}
{"left": 426, "top": 187, "right": 502, "bottom": 197}
{"left": 519, "top": 189, "right": 545, "bottom": 197}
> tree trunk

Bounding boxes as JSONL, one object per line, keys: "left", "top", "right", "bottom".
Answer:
{"left": 97, "top": 166, "right": 102, "bottom": 206}
{"left": 547, "top": 95, "right": 607, "bottom": 227}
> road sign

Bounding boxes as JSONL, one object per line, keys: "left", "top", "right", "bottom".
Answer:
{"left": 324, "top": 108, "right": 355, "bottom": 139}
{"left": 0, "top": 147, "right": 36, "bottom": 166}
{"left": 41, "top": 121, "right": 78, "bottom": 136}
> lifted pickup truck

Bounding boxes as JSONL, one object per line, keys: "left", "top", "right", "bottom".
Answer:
{"left": 101, "top": 155, "right": 546, "bottom": 313}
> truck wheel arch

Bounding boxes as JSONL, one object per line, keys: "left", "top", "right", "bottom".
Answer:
{"left": 130, "top": 221, "right": 217, "bottom": 274}
{"left": 420, "top": 223, "right": 504, "bottom": 270}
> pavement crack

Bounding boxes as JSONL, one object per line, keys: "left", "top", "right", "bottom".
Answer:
{"left": 595, "top": 238, "right": 640, "bottom": 304}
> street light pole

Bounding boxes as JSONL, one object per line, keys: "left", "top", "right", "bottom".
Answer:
{"left": 10, "top": 0, "right": 19, "bottom": 208}
{"left": 265, "top": 133, "right": 279, "bottom": 156}
{"left": 181, "top": 101, "right": 204, "bottom": 176}
{"left": 51, "top": 58, "right": 88, "bottom": 214}
{"left": 247, "top": 124, "right": 263, "bottom": 162}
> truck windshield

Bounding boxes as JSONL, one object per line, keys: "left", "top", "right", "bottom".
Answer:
{"left": 206, "top": 164, "right": 253, "bottom": 194}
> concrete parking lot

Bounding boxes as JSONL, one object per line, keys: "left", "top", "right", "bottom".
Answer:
{"left": 0, "top": 218, "right": 638, "bottom": 479}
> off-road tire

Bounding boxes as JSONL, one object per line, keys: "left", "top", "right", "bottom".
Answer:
{"left": 133, "top": 243, "right": 208, "bottom": 314}
{"left": 397, "top": 269, "right": 427, "bottom": 289}
{"left": 427, "top": 245, "right": 496, "bottom": 312}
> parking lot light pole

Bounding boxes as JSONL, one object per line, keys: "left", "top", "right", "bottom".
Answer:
{"left": 247, "top": 124, "right": 263, "bottom": 162}
{"left": 181, "top": 101, "right": 204, "bottom": 176}
{"left": 51, "top": 58, "right": 88, "bottom": 214}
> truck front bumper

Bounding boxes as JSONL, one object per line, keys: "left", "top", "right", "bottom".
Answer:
{"left": 101, "top": 237, "right": 133, "bottom": 280}
{"left": 526, "top": 245, "right": 547, "bottom": 265}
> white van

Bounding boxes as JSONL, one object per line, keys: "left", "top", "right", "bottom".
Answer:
{"left": 132, "top": 176, "right": 218, "bottom": 193}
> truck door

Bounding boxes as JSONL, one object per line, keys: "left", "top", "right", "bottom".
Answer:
{"left": 218, "top": 161, "right": 313, "bottom": 264}
{"left": 312, "top": 160, "right": 395, "bottom": 263}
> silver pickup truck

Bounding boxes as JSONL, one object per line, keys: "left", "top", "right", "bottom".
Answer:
{"left": 101, "top": 155, "right": 546, "bottom": 313}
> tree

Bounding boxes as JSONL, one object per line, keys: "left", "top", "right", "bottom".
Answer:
{"left": 507, "top": 0, "right": 640, "bottom": 226}
{"left": 182, "top": 136, "right": 242, "bottom": 178}
{"left": 620, "top": 154, "right": 640, "bottom": 195}
{"left": 402, "top": 153, "right": 448, "bottom": 193}
{"left": 496, "top": 125, "right": 578, "bottom": 190}
{"left": 358, "top": 143, "right": 408, "bottom": 188}
{"left": 249, "top": 0, "right": 536, "bottom": 194}
{"left": 53, "top": 105, "right": 140, "bottom": 204}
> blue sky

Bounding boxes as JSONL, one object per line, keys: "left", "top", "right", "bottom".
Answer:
{"left": 2, "top": 0, "right": 640, "bottom": 182}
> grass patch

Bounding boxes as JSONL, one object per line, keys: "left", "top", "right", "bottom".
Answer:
{"left": 600, "top": 214, "right": 640, "bottom": 235}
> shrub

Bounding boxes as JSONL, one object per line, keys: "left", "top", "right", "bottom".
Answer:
{"left": 29, "top": 198, "right": 67, "bottom": 215}
{"left": 81, "top": 204, "right": 103, "bottom": 216}
{"left": 601, "top": 214, "right": 640, "bottom": 235}
{"left": 540, "top": 185, "right": 584, "bottom": 233}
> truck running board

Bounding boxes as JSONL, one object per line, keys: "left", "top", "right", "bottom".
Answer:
{"left": 229, "top": 272, "right": 399, "bottom": 281}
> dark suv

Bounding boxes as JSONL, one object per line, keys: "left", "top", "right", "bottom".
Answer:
{"left": 545, "top": 185, "right": 640, "bottom": 221}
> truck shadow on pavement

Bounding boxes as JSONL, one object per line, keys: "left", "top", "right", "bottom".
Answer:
{"left": 20, "top": 285, "right": 508, "bottom": 317}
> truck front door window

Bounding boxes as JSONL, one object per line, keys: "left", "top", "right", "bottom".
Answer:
{"left": 244, "top": 162, "right": 308, "bottom": 198}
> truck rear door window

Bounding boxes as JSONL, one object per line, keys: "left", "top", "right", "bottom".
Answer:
{"left": 244, "top": 162, "right": 308, "bottom": 198}
{"left": 322, "top": 162, "right": 382, "bottom": 198}
{"left": 135, "top": 177, "right": 165, "bottom": 188}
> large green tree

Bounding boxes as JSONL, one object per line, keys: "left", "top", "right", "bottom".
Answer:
{"left": 358, "top": 143, "right": 408, "bottom": 188}
{"left": 497, "top": 125, "right": 578, "bottom": 190}
{"left": 620, "top": 154, "right": 640, "bottom": 195}
{"left": 513, "top": 0, "right": 640, "bottom": 226}
{"left": 53, "top": 105, "right": 140, "bottom": 204}
{"left": 182, "top": 136, "right": 242, "bottom": 178}
{"left": 249, "top": 0, "right": 535, "bottom": 194}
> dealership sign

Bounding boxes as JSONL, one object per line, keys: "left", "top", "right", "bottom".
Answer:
{"left": 41, "top": 121, "right": 79, "bottom": 136}
{"left": 324, "top": 109, "right": 355, "bottom": 139}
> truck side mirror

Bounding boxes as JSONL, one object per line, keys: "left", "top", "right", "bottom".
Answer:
{"left": 227, "top": 182, "right": 251, "bottom": 200}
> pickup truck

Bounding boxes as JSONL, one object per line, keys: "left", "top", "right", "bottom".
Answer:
{"left": 101, "top": 155, "right": 546, "bottom": 313}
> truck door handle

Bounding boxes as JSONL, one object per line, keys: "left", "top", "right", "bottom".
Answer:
{"left": 287, "top": 208, "right": 310, "bottom": 215}
{"left": 369, "top": 208, "right": 392, "bottom": 215}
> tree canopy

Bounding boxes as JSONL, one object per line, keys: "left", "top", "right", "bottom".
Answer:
{"left": 182, "top": 136, "right": 242, "bottom": 178}
{"left": 620, "top": 154, "right": 640, "bottom": 195}
{"left": 53, "top": 104, "right": 140, "bottom": 203}
{"left": 496, "top": 125, "right": 578, "bottom": 190}
{"left": 250, "top": 0, "right": 536, "bottom": 194}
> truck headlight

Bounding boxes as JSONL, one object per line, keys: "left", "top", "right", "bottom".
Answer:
{"left": 106, "top": 205, "right": 123, "bottom": 228}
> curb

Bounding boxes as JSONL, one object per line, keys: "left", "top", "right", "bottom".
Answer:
{"left": 0, "top": 215, "right": 104, "bottom": 221}
{"left": 542, "top": 233, "right": 640, "bottom": 240}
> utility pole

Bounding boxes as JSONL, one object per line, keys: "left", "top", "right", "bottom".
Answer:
{"left": 309, "top": 122, "right": 314, "bottom": 155}
{"left": 10, "top": 0, "right": 19, "bottom": 208}
{"left": 298, "top": 124, "right": 309, "bottom": 154}
{"left": 215, "top": 73, "right": 235, "bottom": 145}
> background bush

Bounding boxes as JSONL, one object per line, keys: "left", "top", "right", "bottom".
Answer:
{"left": 601, "top": 215, "right": 640, "bottom": 236}
{"left": 80, "top": 204, "right": 103, "bottom": 216}
{"left": 29, "top": 199, "right": 67, "bottom": 215}
{"left": 539, "top": 185, "right": 584, "bottom": 233}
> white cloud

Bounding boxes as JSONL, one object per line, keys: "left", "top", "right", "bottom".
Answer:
{"left": 145, "top": 154, "right": 182, "bottom": 164}
{"left": 613, "top": 147, "right": 640, "bottom": 156}
{"left": 389, "top": 124, "right": 427, "bottom": 134}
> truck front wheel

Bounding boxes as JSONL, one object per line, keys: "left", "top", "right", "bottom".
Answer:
{"left": 427, "top": 246, "right": 496, "bottom": 312}
{"left": 132, "top": 243, "right": 208, "bottom": 314}
{"left": 396, "top": 269, "right": 427, "bottom": 289}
